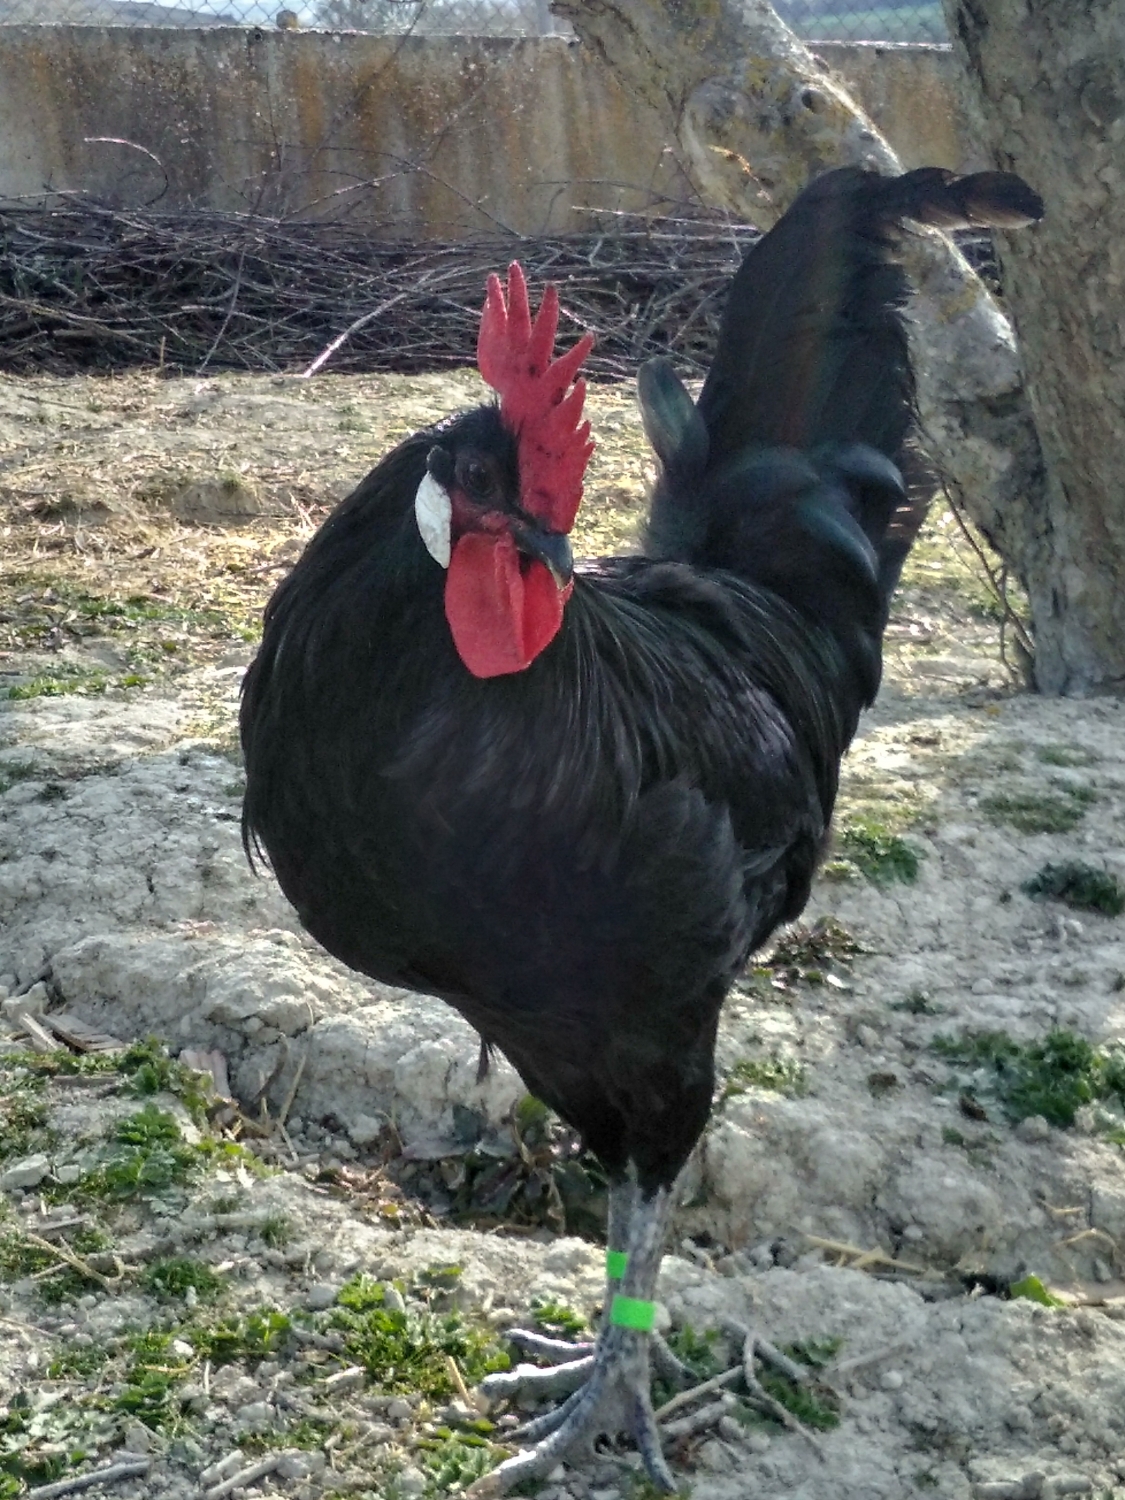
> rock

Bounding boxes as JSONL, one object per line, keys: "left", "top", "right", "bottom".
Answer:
{"left": 695, "top": 1438, "right": 735, "bottom": 1472}
{"left": 347, "top": 1112, "right": 384, "bottom": 1146}
{"left": 305, "top": 1282, "right": 340, "bottom": 1311}
{"left": 386, "top": 1397, "right": 414, "bottom": 1422}
{"left": 122, "top": 1421, "right": 153, "bottom": 1454}
{"left": 1015, "top": 1115, "right": 1051, "bottom": 1144}
{"left": 199, "top": 1451, "right": 244, "bottom": 1486}
{"left": 396, "top": 1466, "right": 427, "bottom": 1496}
{"left": 0, "top": 1153, "right": 49, "bottom": 1190}
{"left": 234, "top": 1400, "right": 274, "bottom": 1430}
{"left": 277, "top": 1450, "right": 326, "bottom": 1480}
{"left": 53, "top": 1163, "right": 82, "bottom": 1185}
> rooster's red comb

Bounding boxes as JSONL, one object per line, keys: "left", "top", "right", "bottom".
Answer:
{"left": 477, "top": 262, "right": 595, "bottom": 535}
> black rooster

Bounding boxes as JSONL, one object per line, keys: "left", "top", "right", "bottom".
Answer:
{"left": 241, "top": 166, "right": 1041, "bottom": 1492}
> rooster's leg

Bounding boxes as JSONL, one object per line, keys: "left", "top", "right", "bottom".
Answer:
{"left": 501, "top": 1177, "right": 688, "bottom": 1383}
{"left": 472, "top": 1185, "right": 677, "bottom": 1496}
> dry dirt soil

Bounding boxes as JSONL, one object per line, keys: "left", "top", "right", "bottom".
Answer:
{"left": 1, "top": 369, "right": 1124, "bottom": 1500}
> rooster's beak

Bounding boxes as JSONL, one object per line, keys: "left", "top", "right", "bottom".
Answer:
{"left": 512, "top": 523, "right": 574, "bottom": 590}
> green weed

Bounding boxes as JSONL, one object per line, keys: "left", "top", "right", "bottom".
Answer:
{"left": 890, "top": 990, "right": 941, "bottom": 1016}
{"left": 116, "top": 1330, "right": 194, "bottom": 1430}
{"left": 1021, "top": 861, "right": 1125, "bottom": 917}
{"left": 0, "top": 1088, "right": 52, "bottom": 1163}
{"left": 415, "top": 1432, "right": 500, "bottom": 1493}
{"left": 1008, "top": 1274, "right": 1065, "bottom": 1308}
{"left": 529, "top": 1298, "right": 587, "bottom": 1339}
{"left": 1034, "top": 744, "right": 1099, "bottom": 768}
{"left": 81, "top": 1105, "right": 199, "bottom": 1200}
{"left": 755, "top": 1338, "right": 842, "bottom": 1432}
{"left": 836, "top": 820, "right": 920, "bottom": 886}
{"left": 931, "top": 1029, "right": 1125, "bottom": 1128}
{"left": 982, "top": 783, "right": 1097, "bottom": 834}
{"left": 143, "top": 1256, "right": 224, "bottom": 1302}
{"left": 328, "top": 1275, "right": 509, "bottom": 1397}
{"left": 260, "top": 1213, "right": 292, "bottom": 1249}
{"left": 194, "top": 1306, "right": 292, "bottom": 1364}
{"left": 722, "top": 1055, "right": 807, "bottom": 1102}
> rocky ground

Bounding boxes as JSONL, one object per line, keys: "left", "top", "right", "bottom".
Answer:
{"left": 1, "top": 370, "right": 1124, "bottom": 1500}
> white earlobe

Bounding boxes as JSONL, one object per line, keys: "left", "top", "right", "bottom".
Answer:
{"left": 414, "top": 472, "right": 452, "bottom": 569}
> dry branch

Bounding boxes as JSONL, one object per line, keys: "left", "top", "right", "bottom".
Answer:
{"left": 0, "top": 199, "right": 999, "bottom": 384}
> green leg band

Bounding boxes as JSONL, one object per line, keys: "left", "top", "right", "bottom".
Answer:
{"left": 605, "top": 1250, "right": 628, "bottom": 1279}
{"left": 609, "top": 1294, "right": 656, "bottom": 1332}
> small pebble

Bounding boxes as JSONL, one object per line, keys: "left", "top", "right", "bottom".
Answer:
{"left": 880, "top": 1369, "right": 905, "bottom": 1391}
{"left": 382, "top": 1285, "right": 406, "bottom": 1314}
{"left": 718, "top": 1415, "right": 744, "bottom": 1442}
{"left": 386, "top": 1397, "right": 414, "bottom": 1422}
{"left": 0, "top": 1153, "right": 49, "bottom": 1190}
{"left": 305, "top": 1282, "right": 340, "bottom": 1311}
{"left": 234, "top": 1400, "right": 274, "bottom": 1429}
{"left": 123, "top": 1422, "right": 153, "bottom": 1453}
{"left": 1015, "top": 1115, "right": 1051, "bottom": 1144}
{"left": 396, "top": 1466, "right": 427, "bottom": 1496}
{"left": 54, "top": 1163, "right": 83, "bottom": 1185}
{"left": 200, "top": 1451, "right": 244, "bottom": 1486}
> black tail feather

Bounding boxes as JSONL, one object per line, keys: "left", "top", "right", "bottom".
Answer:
{"left": 694, "top": 166, "right": 1042, "bottom": 473}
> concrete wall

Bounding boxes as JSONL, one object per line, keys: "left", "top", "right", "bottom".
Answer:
{"left": 815, "top": 42, "right": 982, "bottom": 176}
{"left": 0, "top": 27, "right": 970, "bottom": 235}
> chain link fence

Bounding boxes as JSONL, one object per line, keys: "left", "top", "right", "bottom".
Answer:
{"left": 0, "top": 0, "right": 947, "bottom": 42}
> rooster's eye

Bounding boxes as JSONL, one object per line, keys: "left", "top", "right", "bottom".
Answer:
{"left": 461, "top": 460, "right": 495, "bottom": 500}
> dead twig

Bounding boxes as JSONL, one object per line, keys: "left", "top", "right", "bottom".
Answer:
{"left": 27, "top": 1459, "right": 151, "bottom": 1500}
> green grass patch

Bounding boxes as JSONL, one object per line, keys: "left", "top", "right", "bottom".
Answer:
{"left": 260, "top": 1213, "right": 292, "bottom": 1249}
{"left": 0, "top": 1087, "right": 52, "bottom": 1163}
{"left": 143, "top": 1256, "right": 224, "bottom": 1302}
{"left": 119, "top": 1038, "right": 211, "bottom": 1121}
{"left": 1021, "top": 861, "right": 1125, "bottom": 917}
{"left": 80, "top": 1105, "right": 199, "bottom": 1201}
{"left": 836, "top": 820, "right": 920, "bottom": 886}
{"left": 722, "top": 1055, "right": 807, "bottom": 1102}
{"left": 982, "top": 783, "right": 1097, "bottom": 834}
{"left": 932, "top": 1029, "right": 1125, "bottom": 1128}
{"left": 529, "top": 1298, "right": 587, "bottom": 1340}
{"left": 0, "top": 759, "right": 42, "bottom": 794}
{"left": 46, "top": 1342, "right": 113, "bottom": 1380}
{"left": 414, "top": 1432, "right": 501, "bottom": 1493}
{"left": 0, "top": 1226, "right": 110, "bottom": 1304}
{"left": 116, "top": 1330, "right": 195, "bottom": 1431}
{"left": 756, "top": 1338, "right": 843, "bottom": 1432}
{"left": 327, "top": 1275, "right": 509, "bottom": 1398}
{"left": 1034, "top": 744, "right": 1099, "bottom": 768}
{"left": 193, "top": 1306, "right": 292, "bottom": 1364}
{"left": 890, "top": 989, "right": 941, "bottom": 1016}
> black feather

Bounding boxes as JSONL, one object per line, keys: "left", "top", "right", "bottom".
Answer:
{"left": 241, "top": 166, "right": 1040, "bottom": 1196}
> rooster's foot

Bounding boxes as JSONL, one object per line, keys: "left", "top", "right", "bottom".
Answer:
{"left": 505, "top": 1326, "right": 689, "bottom": 1385}
{"left": 471, "top": 1323, "right": 675, "bottom": 1496}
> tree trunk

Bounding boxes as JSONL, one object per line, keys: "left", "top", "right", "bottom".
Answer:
{"left": 944, "top": 0, "right": 1125, "bottom": 693}
{"left": 555, "top": 0, "right": 1058, "bottom": 686}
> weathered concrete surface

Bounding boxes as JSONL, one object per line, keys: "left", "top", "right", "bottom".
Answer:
{"left": 0, "top": 28, "right": 967, "bottom": 233}
{"left": 0, "top": 28, "right": 687, "bottom": 232}
{"left": 815, "top": 41, "right": 980, "bottom": 173}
